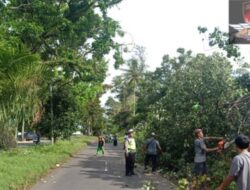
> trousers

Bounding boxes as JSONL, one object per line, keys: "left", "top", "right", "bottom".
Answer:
{"left": 125, "top": 152, "right": 136, "bottom": 175}
{"left": 144, "top": 154, "right": 157, "bottom": 172}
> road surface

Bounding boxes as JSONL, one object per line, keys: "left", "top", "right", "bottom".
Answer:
{"left": 30, "top": 143, "right": 176, "bottom": 190}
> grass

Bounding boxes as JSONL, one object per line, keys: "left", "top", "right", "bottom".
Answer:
{"left": 0, "top": 136, "right": 95, "bottom": 190}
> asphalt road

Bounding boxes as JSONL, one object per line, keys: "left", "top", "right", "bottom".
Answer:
{"left": 30, "top": 143, "right": 176, "bottom": 190}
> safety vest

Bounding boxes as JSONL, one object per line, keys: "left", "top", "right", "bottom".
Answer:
{"left": 127, "top": 138, "right": 136, "bottom": 152}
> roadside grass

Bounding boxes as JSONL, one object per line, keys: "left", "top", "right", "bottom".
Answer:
{"left": 0, "top": 136, "right": 95, "bottom": 190}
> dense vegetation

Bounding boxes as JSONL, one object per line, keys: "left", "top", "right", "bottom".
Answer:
{"left": 105, "top": 29, "right": 250, "bottom": 188}
{"left": 0, "top": 0, "right": 124, "bottom": 148}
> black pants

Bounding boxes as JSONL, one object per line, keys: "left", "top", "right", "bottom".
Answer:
{"left": 144, "top": 154, "right": 157, "bottom": 172}
{"left": 194, "top": 162, "right": 207, "bottom": 175}
{"left": 113, "top": 139, "right": 117, "bottom": 146}
{"left": 125, "top": 152, "right": 136, "bottom": 175}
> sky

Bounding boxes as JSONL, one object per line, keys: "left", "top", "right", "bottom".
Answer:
{"left": 100, "top": 0, "right": 250, "bottom": 106}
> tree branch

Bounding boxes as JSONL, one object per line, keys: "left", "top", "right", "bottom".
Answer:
{"left": 10, "top": 3, "right": 31, "bottom": 10}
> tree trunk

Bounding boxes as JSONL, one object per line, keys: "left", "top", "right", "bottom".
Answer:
{"left": 15, "top": 127, "right": 18, "bottom": 141}
{"left": 87, "top": 126, "right": 91, "bottom": 135}
{"left": 87, "top": 119, "right": 92, "bottom": 135}
{"left": 133, "top": 83, "right": 136, "bottom": 117}
{"left": 50, "top": 84, "right": 54, "bottom": 145}
{"left": 21, "top": 118, "right": 25, "bottom": 141}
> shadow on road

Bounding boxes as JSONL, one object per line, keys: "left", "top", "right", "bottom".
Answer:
{"left": 30, "top": 142, "right": 176, "bottom": 190}
{"left": 64, "top": 143, "right": 143, "bottom": 189}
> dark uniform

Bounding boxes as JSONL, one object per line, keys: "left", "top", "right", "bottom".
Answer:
{"left": 113, "top": 135, "right": 118, "bottom": 146}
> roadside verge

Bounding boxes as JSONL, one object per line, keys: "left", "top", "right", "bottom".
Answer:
{"left": 0, "top": 136, "right": 95, "bottom": 190}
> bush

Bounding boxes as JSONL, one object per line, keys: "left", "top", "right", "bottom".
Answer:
{"left": 0, "top": 129, "right": 16, "bottom": 149}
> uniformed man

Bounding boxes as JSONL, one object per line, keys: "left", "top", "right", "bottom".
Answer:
{"left": 125, "top": 129, "right": 136, "bottom": 176}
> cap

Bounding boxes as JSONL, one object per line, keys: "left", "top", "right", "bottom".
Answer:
{"left": 194, "top": 129, "right": 202, "bottom": 135}
{"left": 151, "top": 132, "right": 156, "bottom": 136}
{"left": 128, "top": 129, "right": 134, "bottom": 133}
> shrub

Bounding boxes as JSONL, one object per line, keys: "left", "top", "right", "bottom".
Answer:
{"left": 0, "top": 129, "right": 16, "bottom": 149}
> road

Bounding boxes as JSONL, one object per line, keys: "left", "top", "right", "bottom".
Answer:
{"left": 30, "top": 143, "right": 176, "bottom": 190}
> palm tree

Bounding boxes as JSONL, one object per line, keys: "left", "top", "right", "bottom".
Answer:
{"left": 0, "top": 40, "right": 44, "bottom": 146}
{"left": 120, "top": 46, "right": 147, "bottom": 117}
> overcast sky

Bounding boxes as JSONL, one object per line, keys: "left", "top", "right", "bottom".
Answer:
{"left": 101, "top": 0, "right": 250, "bottom": 105}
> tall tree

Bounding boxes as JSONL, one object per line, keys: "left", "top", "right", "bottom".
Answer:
{"left": 0, "top": 0, "right": 125, "bottom": 143}
{"left": 0, "top": 39, "right": 43, "bottom": 148}
{"left": 120, "top": 46, "right": 147, "bottom": 116}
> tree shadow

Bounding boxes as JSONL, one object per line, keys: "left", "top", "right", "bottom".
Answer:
{"left": 64, "top": 143, "right": 144, "bottom": 189}
{"left": 60, "top": 143, "right": 176, "bottom": 190}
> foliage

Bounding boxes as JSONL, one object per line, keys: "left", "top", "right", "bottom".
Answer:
{"left": 177, "top": 178, "right": 189, "bottom": 190}
{"left": 0, "top": 0, "right": 125, "bottom": 145}
{"left": 198, "top": 26, "right": 241, "bottom": 59}
{"left": 133, "top": 51, "right": 243, "bottom": 170}
{"left": 177, "top": 174, "right": 236, "bottom": 190}
{"left": 0, "top": 39, "right": 43, "bottom": 147}
{"left": 198, "top": 28, "right": 250, "bottom": 130}
{"left": 142, "top": 181, "right": 157, "bottom": 190}
{"left": 106, "top": 46, "right": 147, "bottom": 131}
{"left": 0, "top": 128, "right": 16, "bottom": 149}
{"left": 106, "top": 45, "right": 249, "bottom": 188}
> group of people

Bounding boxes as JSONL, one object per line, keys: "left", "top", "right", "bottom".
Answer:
{"left": 96, "top": 128, "right": 250, "bottom": 190}
{"left": 194, "top": 129, "right": 250, "bottom": 190}
{"left": 96, "top": 129, "right": 162, "bottom": 176}
{"left": 124, "top": 129, "right": 162, "bottom": 176}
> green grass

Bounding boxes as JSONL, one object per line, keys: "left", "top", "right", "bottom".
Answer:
{"left": 0, "top": 136, "right": 95, "bottom": 190}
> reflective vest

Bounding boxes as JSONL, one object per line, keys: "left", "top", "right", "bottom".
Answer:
{"left": 127, "top": 138, "right": 136, "bottom": 152}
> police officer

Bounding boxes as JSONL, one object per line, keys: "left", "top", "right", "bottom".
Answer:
{"left": 125, "top": 129, "right": 136, "bottom": 176}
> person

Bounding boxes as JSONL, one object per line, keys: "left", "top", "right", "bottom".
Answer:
{"left": 216, "top": 134, "right": 250, "bottom": 190}
{"left": 124, "top": 129, "right": 136, "bottom": 176}
{"left": 123, "top": 132, "right": 128, "bottom": 172}
{"left": 34, "top": 131, "right": 41, "bottom": 145}
{"left": 109, "top": 134, "right": 113, "bottom": 143}
{"left": 96, "top": 136, "right": 105, "bottom": 155}
{"left": 194, "top": 129, "right": 222, "bottom": 176}
{"left": 113, "top": 134, "right": 118, "bottom": 146}
{"left": 144, "top": 132, "right": 162, "bottom": 172}
{"left": 32, "top": 131, "right": 39, "bottom": 144}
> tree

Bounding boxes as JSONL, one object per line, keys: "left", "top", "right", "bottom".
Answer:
{"left": 0, "top": 39, "right": 43, "bottom": 148}
{"left": 0, "top": 0, "right": 125, "bottom": 143}
{"left": 198, "top": 27, "right": 250, "bottom": 137}
{"left": 106, "top": 46, "right": 147, "bottom": 130}
{"left": 120, "top": 46, "right": 147, "bottom": 116}
{"left": 110, "top": 48, "right": 243, "bottom": 172}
